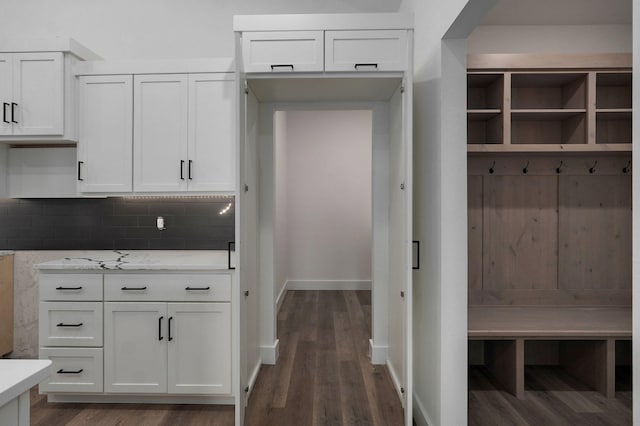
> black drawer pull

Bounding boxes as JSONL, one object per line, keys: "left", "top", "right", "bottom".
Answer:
{"left": 57, "top": 369, "right": 83, "bottom": 374}
{"left": 355, "top": 63, "right": 378, "bottom": 70}
{"left": 185, "top": 286, "right": 210, "bottom": 291}
{"left": 168, "top": 317, "right": 174, "bottom": 342}
{"left": 3, "top": 103, "right": 9, "bottom": 123}
{"left": 158, "top": 316, "right": 164, "bottom": 341}
{"left": 270, "top": 64, "right": 294, "bottom": 71}
{"left": 121, "top": 286, "right": 147, "bottom": 291}
{"left": 10, "top": 102, "right": 17, "bottom": 123}
{"left": 56, "top": 286, "right": 83, "bottom": 291}
{"left": 57, "top": 322, "right": 83, "bottom": 327}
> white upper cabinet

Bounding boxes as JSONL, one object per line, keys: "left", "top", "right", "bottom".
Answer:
{"left": 0, "top": 51, "right": 80, "bottom": 141}
{"left": 133, "top": 74, "right": 189, "bottom": 193}
{"left": 241, "top": 31, "right": 324, "bottom": 73}
{"left": 324, "top": 30, "right": 408, "bottom": 72}
{"left": 187, "top": 74, "right": 235, "bottom": 192}
{"left": 78, "top": 75, "right": 133, "bottom": 193}
{"left": 133, "top": 73, "right": 235, "bottom": 194}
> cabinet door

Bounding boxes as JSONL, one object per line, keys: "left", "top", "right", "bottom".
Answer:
{"left": 187, "top": 74, "right": 235, "bottom": 192}
{"left": 167, "top": 303, "right": 231, "bottom": 394}
{"left": 324, "top": 30, "right": 408, "bottom": 72}
{"left": 78, "top": 75, "right": 133, "bottom": 193}
{"left": 0, "top": 54, "right": 12, "bottom": 136}
{"left": 241, "top": 31, "right": 324, "bottom": 73}
{"left": 104, "top": 302, "right": 167, "bottom": 393}
{"left": 133, "top": 74, "right": 188, "bottom": 192}
{"left": 12, "top": 52, "right": 64, "bottom": 135}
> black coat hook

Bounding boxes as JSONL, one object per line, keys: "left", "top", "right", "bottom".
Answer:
{"left": 489, "top": 161, "right": 495, "bottom": 174}
{"left": 589, "top": 160, "right": 598, "bottom": 174}
{"left": 623, "top": 160, "right": 631, "bottom": 174}
{"left": 522, "top": 161, "right": 529, "bottom": 174}
{"left": 556, "top": 161, "right": 564, "bottom": 174}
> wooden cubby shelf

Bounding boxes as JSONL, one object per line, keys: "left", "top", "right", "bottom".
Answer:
{"left": 467, "top": 55, "right": 632, "bottom": 153}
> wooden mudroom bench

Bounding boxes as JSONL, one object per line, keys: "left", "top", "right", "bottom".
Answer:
{"left": 468, "top": 306, "right": 632, "bottom": 399}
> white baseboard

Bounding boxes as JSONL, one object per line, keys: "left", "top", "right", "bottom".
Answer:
{"left": 286, "top": 280, "right": 372, "bottom": 291}
{"left": 386, "top": 360, "right": 404, "bottom": 406}
{"left": 245, "top": 359, "right": 262, "bottom": 403}
{"left": 413, "top": 393, "right": 433, "bottom": 426}
{"left": 276, "top": 281, "right": 288, "bottom": 313}
{"left": 259, "top": 340, "right": 279, "bottom": 365}
{"left": 369, "top": 339, "right": 388, "bottom": 365}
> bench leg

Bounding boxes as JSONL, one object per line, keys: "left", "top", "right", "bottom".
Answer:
{"left": 485, "top": 339, "right": 525, "bottom": 399}
{"left": 559, "top": 339, "right": 613, "bottom": 397}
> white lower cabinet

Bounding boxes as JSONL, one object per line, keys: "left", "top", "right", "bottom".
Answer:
{"left": 39, "top": 347, "right": 103, "bottom": 393}
{"left": 104, "top": 302, "right": 231, "bottom": 395}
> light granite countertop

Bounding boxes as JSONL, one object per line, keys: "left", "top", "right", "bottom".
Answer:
{"left": 0, "top": 251, "right": 14, "bottom": 256}
{"left": 34, "top": 250, "right": 234, "bottom": 271}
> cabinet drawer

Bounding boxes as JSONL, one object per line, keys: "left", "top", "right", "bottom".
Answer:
{"left": 104, "top": 274, "right": 231, "bottom": 302}
{"left": 39, "top": 302, "right": 103, "bottom": 347}
{"left": 39, "top": 347, "right": 103, "bottom": 393}
{"left": 242, "top": 31, "right": 324, "bottom": 73}
{"left": 324, "top": 30, "right": 408, "bottom": 72}
{"left": 40, "top": 273, "right": 103, "bottom": 301}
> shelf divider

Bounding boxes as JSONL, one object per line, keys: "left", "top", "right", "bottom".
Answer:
{"left": 587, "top": 72, "right": 597, "bottom": 145}
{"left": 503, "top": 72, "right": 511, "bottom": 146}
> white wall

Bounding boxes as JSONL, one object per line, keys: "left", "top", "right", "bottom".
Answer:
{"left": 0, "top": 0, "right": 401, "bottom": 60}
{"left": 469, "top": 24, "right": 632, "bottom": 53}
{"left": 274, "top": 110, "right": 372, "bottom": 288}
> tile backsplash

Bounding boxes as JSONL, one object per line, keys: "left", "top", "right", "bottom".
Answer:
{"left": 0, "top": 197, "right": 234, "bottom": 250}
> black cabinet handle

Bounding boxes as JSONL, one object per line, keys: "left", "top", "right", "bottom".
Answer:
{"left": 77, "top": 161, "right": 84, "bottom": 181}
{"left": 180, "top": 160, "right": 185, "bottom": 180}
{"left": 57, "top": 369, "right": 83, "bottom": 374}
{"left": 2, "top": 103, "right": 9, "bottom": 124}
{"left": 56, "top": 286, "right": 83, "bottom": 291}
{"left": 270, "top": 64, "right": 294, "bottom": 71}
{"left": 413, "top": 240, "right": 420, "bottom": 270}
{"left": 228, "top": 241, "right": 235, "bottom": 270}
{"left": 185, "top": 286, "right": 210, "bottom": 291}
{"left": 56, "top": 322, "right": 83, "bottom": 327}
{"left": 354, "top": 63, "right": 378, "bottom": 70}
{"left": 188, "top": 160, "right": 193, "bottom": 180}
{"left": 121, "top": 286, "right": 147, "bottom": 291}
{"left": 158, "top": 316, "right": 164, "bottom": 341}
{"left": 10, "top": 103, "right": 17, "bottom": 123}
{"left": 168, "top": 316, "right": 173, "bottom": 341}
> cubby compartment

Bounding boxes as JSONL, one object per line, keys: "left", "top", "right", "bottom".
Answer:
{"left": 468, "top": 114, "right": 502, "bottom": 144}
{"left": 615, "top": 339, "right": 632, "bottom": 392}
{"left": 596, "top": 72, "right": 632, "bottom": 110}
{"left": 511, "top": 112, "right": 585, "bottom": 144}
{"left": 511, "top": 73, "right": 587, "bottom": 110}
{"left": 597, "top": 111, "right": 632, "bottom": 144}
{"left": 468, "top": 74, "right": 503, "bottom": 110}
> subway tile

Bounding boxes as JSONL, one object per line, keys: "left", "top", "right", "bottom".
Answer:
{"left": 115, "top": 239, "right": 151, "bottom": 249}
{"left": 8, "top": 239, "right": 43, "bottom": 250}
{"left": 3, "top": 215, "right": 32, "bottom": 227}
{"left": 113, "top": 202, "right": 150, "bottom": 216}
{"left": 148, "top": 238, "right": 186, "bottom": 249}
{"left": 102, "top": 216, "right": 139, "bottom": 227}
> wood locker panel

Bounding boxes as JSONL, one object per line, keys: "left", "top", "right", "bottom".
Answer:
{"left": 559, "top": 175, "right": 631, "bottom": 290}
{"left": 483, "top": 175, "right": 558, "bottom": 291}
{"left": 468, "top": 175, "right": 483, "bottom": 290}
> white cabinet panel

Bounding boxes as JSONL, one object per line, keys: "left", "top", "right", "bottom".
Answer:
{"left": 12, "top": 52, "right": 64, "bottom": 135}
{"left": 78, "top": 75, "right": 133, "bottom": 193}
{"left": 104, "top": 273, "right": 232, "bottom": 302}
{"left": 39, "top": 273, "right": 103, "bottom": 301}
{"left": 7, "top": 147, "right": 77, "bottom": 198}
{"left": 133, "top": 74, "right": 188, "bottom": 192}
{"left": 324, "top": 30, "right": 408, "bottom": 72}
{"left": 39, "top": 301, "right": 103, "bottom": 347}
{"left": 242, "top": 31, "right": 324, "bottom": 73}
{"left": 104, "top": 302, "right": 167, "bottom": 393}
{"left": 167, "top": 303, "right": 231, "bottom": 394}
{"left": 39, "top": 347, "right": 103, "bottom": 393}
{"left": 187, "top": 74, "right": 235, "bottom": 192}
{"left": 0, "top": 54, "right": 11, "bottom": 136}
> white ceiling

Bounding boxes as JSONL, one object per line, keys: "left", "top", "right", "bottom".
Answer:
{"left": 481, "top": 0, "right": 632, "bottom": 25}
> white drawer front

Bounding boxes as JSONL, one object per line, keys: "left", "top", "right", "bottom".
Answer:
{"left": 39, "top": 347, "right": 103, "bottom": 393}
{"left": 242, "top": 31, "right": 324, "bottom": 73}
{"left": 40, "top": 273, "right": 103, "bottom": 301}
{"left": 39, "top": 302, "right": 103, "bottom": 347}
{"left": 325, "top": 30, "right": 408, "bottom": 72}
{"left": 104, "top": 274, "right": 232, "bottom": 302}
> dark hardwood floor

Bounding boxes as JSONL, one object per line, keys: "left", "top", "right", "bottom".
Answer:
{"left": 245, "top": 290, "right": 405, "bottom": 426}
{"left": 30, "top": 290, "right": 404, "bottom": 425}
{"left": 469, "top": 365, "right": 632, "bottom": 425}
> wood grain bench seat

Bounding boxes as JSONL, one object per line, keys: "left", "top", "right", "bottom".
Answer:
{"left": 468, "top": 306, "right": 631, "bottom": 399}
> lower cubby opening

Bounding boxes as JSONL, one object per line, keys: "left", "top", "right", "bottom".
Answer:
{"left": 616, "top": 339, "right": 632, "bottom": 393}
